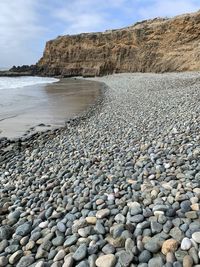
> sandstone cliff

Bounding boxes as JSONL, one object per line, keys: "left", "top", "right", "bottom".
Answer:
{"left": 16, "top": 11, "right": 200, "bottom": 76}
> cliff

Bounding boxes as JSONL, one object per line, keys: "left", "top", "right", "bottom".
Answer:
{"left": 12, "top": 11, "right": 200, "bottom": 77}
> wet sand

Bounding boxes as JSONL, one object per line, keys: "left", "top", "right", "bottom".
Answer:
{"left": 0, "top": 78, "right": 101, "bottom": 138}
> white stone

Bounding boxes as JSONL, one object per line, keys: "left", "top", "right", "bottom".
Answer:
{"left": 181, "top": 237, "right": 192, "bottom": 250}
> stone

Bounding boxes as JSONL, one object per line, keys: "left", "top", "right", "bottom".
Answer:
{"left": 175, "top": 249, "right": 188, "bottom": 262}
{"left": 161, "top": 239, "right": 179, "bottom": 255}
{"left": 169, "top": 227, "right": 183, "bottom": 242}
{"left": 102, "top": 244, "right": 115, "bottom": 254}
{"left": 118, "top": 251, "right": 134, "bottom": 267}
{"left": 185, "top": 211, "right": 198, "bottom": 219}
{"left": 0, "top": 240, "right": 8, "bottom": 253}
{"left": 181, "top": 238, "right": 192, "bottom": 250}
{"left": 183, "top": 255, "right": 193, "bottom": 267}
{"left": 95, "top": 221, "right": 105, "bottom": 235}
{"left": 16, "top": 256, "right": 34, "bottom": 267}
{"left": 15, "top": 223, "right": 32, "bottom": 236}
{"left": 73, "top": 243, "right": 87, "bottom": 261}
{"left": 64, "top": 235, "right": 78, "bottom": 247}
{"left": 9, "top": 250, "right": 23, "bottom": 264}
{"left": 192, "top": 232, "right": 200, "bottom": 243}
{"left": 96, "top": 254, "right": 116, "bottom": 267}
{"left": 148, "top": 256, "right": 164, "bottom": 267}
{"left": 96, "top": 209, "right": 110, "bottom": 219}
{"left": 54, "top": 249, "right": 66, "bottom": 261}
{"left": 63, "top": 254, "right": 74, "bottom": 267}
{"left": 144, "top": 236, "right": 164, "bottom": 253}
{"left": 57, "top": 222, "right": 66, "bottom": 232}
{"left": 0, "top": 225, "right": 13, "bottom": 240}
{"left": 125, "top": 238, "right": 135, "bottom": 253}
{"left": 35, "top": 261, "right": 45, "bottom": 267}
{"left": 0, "top": 256, "right": 8, "bottom": 267}
{"left": 86, "top": 217, "right": 97, "bottom": 224}
{"left": 138, "top": 250, "right": 151, "bottom": 263}
{"left": 114, "top": 214, "right": 126, "bottom": 224}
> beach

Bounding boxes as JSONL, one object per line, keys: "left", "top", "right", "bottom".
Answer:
{"left": 0, "top": 78, "right": 101, "bottom": 139}
{"left": 0, "top": 72, "right": 200, "bottom": 266}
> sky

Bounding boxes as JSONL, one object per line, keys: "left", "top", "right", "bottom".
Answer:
{"left": 1, "top": 0, "right": 200, "bottom": 68}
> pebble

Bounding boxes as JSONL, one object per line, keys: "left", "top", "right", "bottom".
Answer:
{"left": 181, "top": 238, "right": 192, "bottom": 250}
{"left": 73, "top": 243, "right": 87, "bottom": 261}
{"left": 1, "top": 73, "right": 200, "bottom": 267}
{"left": 183, "top": 255, "right": 193, "bottom": 267}
{"left": 192, "top": 232, "right": 200, "bottom": 243}
{"left": 161, "top": 239, "right": 178, "bottom": 255}
{"left": 0, "top": 225, "right": 13, "bottom": 240}
{"left": 15, "top": 222, "right": 32, "bottom": 236}
{"left": 0, "top": 256, "right": 8, "bottom": 267}
{"left": 16, "top": 256, "right": 34, "bottom": 267}
{"left": 96, "top": 209, "right": 110, "bottom": 219}
{"left": 96, "top": 254, "right": 116, "bottom": 267}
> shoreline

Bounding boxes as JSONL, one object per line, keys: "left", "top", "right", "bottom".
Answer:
{"left": 0, "top": 72, "right": 200, "bottom": 266}
{"left": 0, "top": 80, "right": 107, "bottom": 163}
{"left": 0, "top": 77, "right": 104, "bottom": 143}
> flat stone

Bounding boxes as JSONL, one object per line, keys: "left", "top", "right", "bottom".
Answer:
{"left": 130, "top": 214, "right": 144, "bottom": 223}
{"left": 161, "top": 239, "right": 178, "bottom": 255}
{"left": 96, "top": 254, "right": 116, "bottom": 267}
{"left": 73, "top": 243, "right": 87, "bottom": 261}
{"left": 96, "top": 209, "right": 110, "bottom": 219}
{"left": 192, "top": 232, "right": 200, "bottom": 243}
{"left": 16, "top": 256, "right": 34, "bottom": 267}
{"left": 52, "top": 236, "right": 64, "bottom": 246}
{"left": 15, "top": 222, "right": 32, "bottom": 236}
{"left": 64, "top": 235, "right": 78, "bottom": 247}
{"left": 86, "top": 217, "right": 97, "bottom": 224}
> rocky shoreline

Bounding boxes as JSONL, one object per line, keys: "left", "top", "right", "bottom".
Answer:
{"left": 0, "top": 72, "right": 200, "bottom": 267}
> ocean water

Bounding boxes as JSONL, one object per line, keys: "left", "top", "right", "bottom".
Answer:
{"left": 0, "top": 76, "right": 59, "bottom": 90}
{"left": 0, "top": 77, "right": 101, "bottom": 138}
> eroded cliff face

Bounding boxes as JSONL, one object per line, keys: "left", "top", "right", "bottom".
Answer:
{"left": 37, "top": 11, "right": 200, "bottom": 77}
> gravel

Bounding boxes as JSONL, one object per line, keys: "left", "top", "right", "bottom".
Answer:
{"left": 0, "top": 72, "right": 200, "bottom": 266}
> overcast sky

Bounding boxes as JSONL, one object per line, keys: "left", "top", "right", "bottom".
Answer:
{"left": 1, "top": 0, "right": 200, "bottom": 68}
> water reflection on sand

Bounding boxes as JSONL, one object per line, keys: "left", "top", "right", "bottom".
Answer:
{"left": 0, "top": 78, "right": 101, "bottom": 138}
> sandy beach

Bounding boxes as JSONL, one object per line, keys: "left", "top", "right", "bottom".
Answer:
{"left": 0, "top": 72, "right": 200, "bottom": 267}
{"left": 0, "top": 78, "right": 102, "bottom": 139}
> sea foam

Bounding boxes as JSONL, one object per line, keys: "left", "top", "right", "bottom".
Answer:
{"left": 0, "top": 76, "right": 59, "bottom": 90}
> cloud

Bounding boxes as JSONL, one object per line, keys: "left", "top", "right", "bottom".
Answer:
{"left": 0, "top": 0, "right": 45, "bottom": 67}
{"left": 52, "top": 0, "right": 129, "bottom": 34}
{"left": 0, "top": 0, "right": 200, "bottom": 67}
